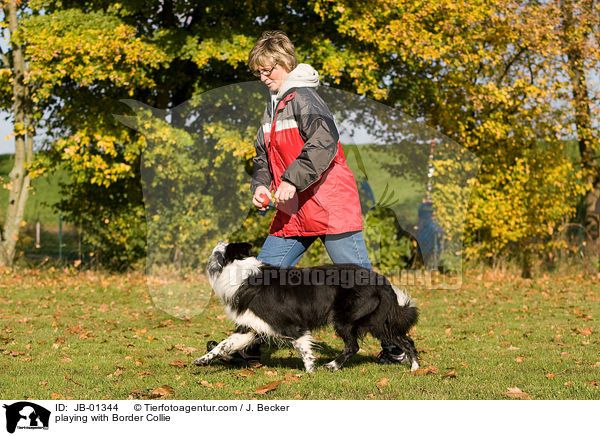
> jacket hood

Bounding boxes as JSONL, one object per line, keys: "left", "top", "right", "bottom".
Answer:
{"left": 274, "top": 63, "right": 319, "bottom": 100}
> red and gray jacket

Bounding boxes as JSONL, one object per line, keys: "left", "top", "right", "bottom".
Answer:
{"left": 251, "top": 64, "right": 363, "bottom": 237}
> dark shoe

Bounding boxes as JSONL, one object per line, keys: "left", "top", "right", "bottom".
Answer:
{"left": 377, "top": 347, "right": 410, "bottom": 365}
{"left": 206, "top": 340, "right": 261, "bottom": 367}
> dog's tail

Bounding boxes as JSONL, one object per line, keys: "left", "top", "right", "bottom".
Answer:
{"left": 383, "top": 285, "right": 418, "bottom": 337}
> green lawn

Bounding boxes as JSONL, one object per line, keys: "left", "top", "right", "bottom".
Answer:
{"left": 0, "top": 153, "right": 67, "bottom": 228}
{"left": 0, "top": 266, "right": 598, "bottom": 400}
{"left": 343, "top": 144, "right": 423, "bottom": 224}
{"left": 1, "top": 154, "right": 83, "bottom": 261}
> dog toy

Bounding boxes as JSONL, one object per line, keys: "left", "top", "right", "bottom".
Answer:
{"left": 258, "top": 193, "right": 271, "bottom": 216}
{"left": 259, "top": 193, "right": 270, "bottom": 208}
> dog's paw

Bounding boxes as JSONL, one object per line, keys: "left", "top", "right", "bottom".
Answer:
{"left": 192, "top": 356, "right": 211, "bottom": 366}
{"left": 410, "top": 361, "right": 420, "bottom": 372}
{"left": 323, "top": 361, "right": 340, "bottom": 372}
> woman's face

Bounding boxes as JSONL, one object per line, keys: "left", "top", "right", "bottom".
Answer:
{"left": 259, "top": 63, "right": 289, "bottom": 92}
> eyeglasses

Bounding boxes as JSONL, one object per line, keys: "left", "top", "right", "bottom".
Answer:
{"left": 253, "top": 63, "right": 277, "bottom": 77}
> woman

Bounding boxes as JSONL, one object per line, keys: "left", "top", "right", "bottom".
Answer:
{"left": 230, "top": 30, "right": 407, "bottom": 365}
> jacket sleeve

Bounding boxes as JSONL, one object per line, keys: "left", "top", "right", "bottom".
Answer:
{"left": 251, "top": 126, "right": 272, "bottom": 194}
{"left": 281, "top": 88, "right": 339, "bottom": 192}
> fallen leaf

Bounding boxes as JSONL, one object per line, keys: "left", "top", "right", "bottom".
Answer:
{"left": 573, "top": 309, "right": 592, "bottom": 320}
{"left": 442, "top": 370, "right": 458, "bottom": 378}
{"left": 504, "top": 387, "right": 531, "bottom": 400}
{"left": 412, "top": 366, "right": 438, "bottom": 375}
{"left": 236, "top": 369, "right": 254, "bottom": 378}
{"left": 66, "top": 324, "right": 85, "bottom": 335}
{"left": 79, "top": 331, "right": 94, "bottom": 339}
{"left": 151, "top": 385, "right": 175, "bottom": 398}
{"left": 515, "top": 356, "right": 525, "bottom": 363}
{"left": 584, "top": 381, "right": 598, "bottom": 387}
{"left": 168, "top": 344, "right": 197, "bottom": 354}
{"left": 255, "top": 380, "right": 282, "bottom": 394}
{"left": 376, "top": 377, "right": 389, "bottom": 392}
{"left": 577, "top": 328, "right": 593, "bottom": 336}
{"left": 169, "top": 360, "right": 187, "bottom": 368}
{"left": 129, "top": 389, "right": 150, "bottom": 399}
{"left": 283, "top": 373, "right": 302, "bottom": 384}
{"left": 545, "top": 373, "right": 555, "bottom": 379}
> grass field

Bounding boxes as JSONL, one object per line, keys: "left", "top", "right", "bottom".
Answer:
{"left": 0, "top": 265, "right": 598, "bottom": 400}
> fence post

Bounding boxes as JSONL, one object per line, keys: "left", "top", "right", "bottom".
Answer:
{"left": 59, "top": 213, "right": 63, "bottom": 260}
{"left": 35, "top": 221, "right": 41, "bottom": 249}
{"left": 578, "top": 226, "right": 583, "bottom": 258}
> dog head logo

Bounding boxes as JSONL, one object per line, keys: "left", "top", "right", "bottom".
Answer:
{"left": 3, "top": 402, "right": 50, "bottom": 434}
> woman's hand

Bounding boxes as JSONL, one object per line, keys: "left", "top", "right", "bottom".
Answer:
{"left": 274, "top": 181, "right": 297, "bottom": 205}
{"left": 252, "top": 186, "right": 272, "bottom": 211}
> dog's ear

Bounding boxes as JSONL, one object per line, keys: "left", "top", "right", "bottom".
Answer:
{"left": 224, "top": 242, "right": 253, "bottom": 261}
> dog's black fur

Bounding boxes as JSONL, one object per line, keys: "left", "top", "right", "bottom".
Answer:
{"left": 193, "top": 242, "right": 419, "bottom": 372}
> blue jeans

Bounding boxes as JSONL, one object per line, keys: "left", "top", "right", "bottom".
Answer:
{"left": 257, "top": 231, "right": 372, "bottom": 269}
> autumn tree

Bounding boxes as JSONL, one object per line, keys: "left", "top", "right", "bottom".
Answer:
{"left": 313, "top": 0, "right": 593, "bottom": 275}
{"left": 558, "top": 0, "right": 600, "bottom": 238}
{"left": 7, "top": 0, "right": 597, "bottom": 272}
{"left": 18, "top": 0, "right": 386, "bottom": 268}
{"left": 0, "top": 0, "right": 36, "bottom": 266}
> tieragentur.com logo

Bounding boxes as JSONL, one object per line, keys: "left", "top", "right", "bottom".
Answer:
{"left": 3, "top": 402, "right": 50, "bottom": 434}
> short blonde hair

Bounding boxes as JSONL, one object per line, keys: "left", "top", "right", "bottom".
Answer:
{"left": 248, "top": 31, "right": 298, "bottom": 73}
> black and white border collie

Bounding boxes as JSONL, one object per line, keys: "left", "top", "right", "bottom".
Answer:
{"left": 193, "top": 241, "right": 420, "bottom": 372}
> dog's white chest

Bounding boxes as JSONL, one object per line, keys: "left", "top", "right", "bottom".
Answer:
{"left": 225, "top": 307, "right": 278, "bottom": 337}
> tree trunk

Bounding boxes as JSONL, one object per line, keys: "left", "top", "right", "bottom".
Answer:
{"left": 0, "top": 1, "right": 33, "bottom": 266}
{"left": 561, "top": 0, "right": 600, "bottom": 239}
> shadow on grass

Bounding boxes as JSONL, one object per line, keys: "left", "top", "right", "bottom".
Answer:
{"left": 190, "top": 340, "right": 378, "bottom": 373}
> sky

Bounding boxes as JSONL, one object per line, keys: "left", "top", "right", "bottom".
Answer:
{"left": 1, "top": 111, "right": 14, "bottom": 154}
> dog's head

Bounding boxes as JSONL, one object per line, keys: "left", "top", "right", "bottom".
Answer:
{"left": 206, "top": 241, "right": 253, "bottom": 280}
